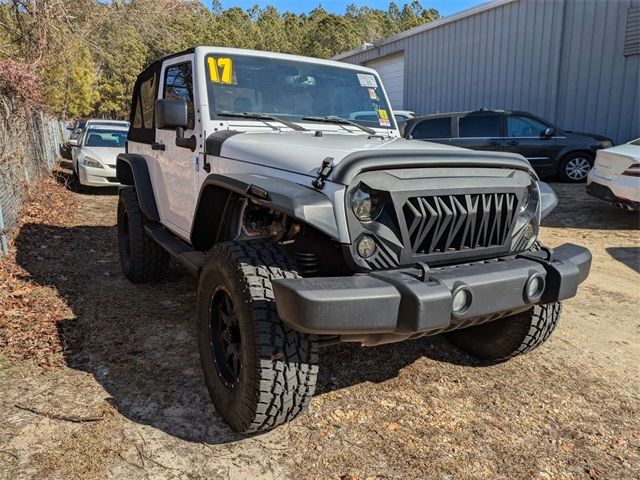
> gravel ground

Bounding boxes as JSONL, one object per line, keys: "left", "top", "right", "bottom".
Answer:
{"left": 0, "top": 170, "right": 638, "bottom": 480}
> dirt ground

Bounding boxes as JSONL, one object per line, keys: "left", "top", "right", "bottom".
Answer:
{"left": 1, "top": 168, "right": 638, "bottom": 480}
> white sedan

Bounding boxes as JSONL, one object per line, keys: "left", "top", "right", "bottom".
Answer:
{"left": 587, "top": 139, "right": 640, "bottom": 211}
{"left": 69, "top": 125, "right": 127, "bottom": 187}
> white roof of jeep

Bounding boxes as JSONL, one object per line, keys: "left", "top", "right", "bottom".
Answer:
{"left": 172, "top": 46, "right": 380, "bottom": 76}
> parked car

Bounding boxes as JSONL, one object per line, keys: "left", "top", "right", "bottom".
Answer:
{"left": 69, "top": 125, "right": 127, "bottom": 187}
{"left": 68, "top": 118, "right": 89, "bottom": 140}
{"left": 115, "top": 47, "right": 591, "bottom": 433}
{"left": 586, "top": 139, "right": 640, "bottom": 210}
{"left": 63, "top": 119, "right": 128, "bottom": 161}
{"left": 61, "top": 118, "right": 89, "bottom": 160}
{"left": 404, "top": 109, "right": 614, "bottom": 182}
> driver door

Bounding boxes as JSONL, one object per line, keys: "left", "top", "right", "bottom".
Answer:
{"left": 155, "top": 57, "right": 199, "bottom": 238}
{"left": 503, "top": 114, "right": 561, "bottom": 172}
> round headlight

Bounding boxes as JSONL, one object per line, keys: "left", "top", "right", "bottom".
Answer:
{"left": 351, "top": 186, "right": 382, "bottom": 222}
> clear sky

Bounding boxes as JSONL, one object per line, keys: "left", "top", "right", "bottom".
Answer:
{"left": 218, "top": 0, "right": 485, "bottom": 17}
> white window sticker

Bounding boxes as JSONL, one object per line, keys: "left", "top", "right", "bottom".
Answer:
{"left": 357, "top": 73, "right": 378, "bottom": 88}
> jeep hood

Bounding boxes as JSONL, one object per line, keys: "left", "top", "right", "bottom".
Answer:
{"left": 213, "top": 131, "right": 534, "bottom": 182}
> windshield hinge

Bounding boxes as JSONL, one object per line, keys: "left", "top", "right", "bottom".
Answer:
{"left": 312, "top": 157, "right": 334, "bottom": 190}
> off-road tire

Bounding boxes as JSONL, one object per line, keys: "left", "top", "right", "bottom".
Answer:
{"left": 117, "top": 186, "right": 169, "bottom": 283}
{"left": 197, "top": 240, "right": 319, "bottom": 433}
{"left": 446, "top": 303, "right": 562, "bottom": 362}
{"left": 558, "top": 152, "right": 594, "bottom": 183}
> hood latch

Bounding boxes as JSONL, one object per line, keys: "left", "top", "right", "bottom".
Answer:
{"left": 312, "top": 157, "right": 334, "bottom": 190}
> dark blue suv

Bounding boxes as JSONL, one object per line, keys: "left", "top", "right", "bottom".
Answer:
{"left": 404, "top": 109, "right": 614, "bottom": 183}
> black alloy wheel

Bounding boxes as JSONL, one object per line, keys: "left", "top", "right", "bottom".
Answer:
{"left": 209, "top": 286, "right": 242, "bottom": 387}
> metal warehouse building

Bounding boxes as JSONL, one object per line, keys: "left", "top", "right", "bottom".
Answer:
{"left": 334, "top": 0, "right": 640, "bottom": 144}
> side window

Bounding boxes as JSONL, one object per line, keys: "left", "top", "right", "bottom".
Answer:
{"left": 140, "top": 76, "right": 156, "bottom": 129}
{"left": 506, "top": 115, "right": 548, "bottom": 137}
{"left": 164, "top": 62, "right": 194, "bottom": 130}
{"left": 411, "top": 118, "right": 452, "bottom": 139}
{"left": 132, "top": 98, "right": 143, "bottom": 128}
{"left": 129, "top": 66, "right": 158, "bottom": 144}
{"left": 458, "top": 114, "right": 501, "bottom": 138}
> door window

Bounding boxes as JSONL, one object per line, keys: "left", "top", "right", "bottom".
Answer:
{"left": 506, "top": 115, "right": 548, "bottom": 137}
{"left": 140, "top": 76, "right": 156, "bottom": 129}
{"left": 458, "top": 114, "right": 501, "bottom": 137}
{"left": 411, "top": 117, "right": 451, "bottom": 139}
{"left": 163, "top": 62, "right": 194, "bottom": 129}
{"left": 128, "top": 64, "right": 159, "bottom": 144}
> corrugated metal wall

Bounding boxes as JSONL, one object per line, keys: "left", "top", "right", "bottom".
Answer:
{"left": 338, "top": 0, "right": 640, "bottom": 144}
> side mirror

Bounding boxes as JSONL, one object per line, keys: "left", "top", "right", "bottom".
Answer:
{"left": 155, "top": 99, "right": 196, "bottom": 151}
{"left": 155, "top": 99, "right": 188, "bottom": 130}
{"left": 68, "top": 139, "right": 79, "bottom": 147}
{"left": 542, "top": 127, "right": 555, "bottom": 138}
{"left": 66, "top": 125, "right": 74, "bottom": 131}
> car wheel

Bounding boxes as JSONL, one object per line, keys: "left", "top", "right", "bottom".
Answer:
{"left": 197, "top": 240, "right": 319, "bottom": 433}
{"left": 446, "top": 303, "right": 562, "bottom": 362}
{"left": 117, "top": 186, "right": 169, "bottom": 282}
{"left": 558, "top": 152, "right": 593, "bottom": 183}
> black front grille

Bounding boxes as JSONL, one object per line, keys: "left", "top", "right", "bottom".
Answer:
{"left": 403, "top": 193, "right": 517, "bottom": 255}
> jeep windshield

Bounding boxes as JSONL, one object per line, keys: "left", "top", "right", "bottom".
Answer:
{"left": 205, "top": 54, "right": 396, "bottom": 131}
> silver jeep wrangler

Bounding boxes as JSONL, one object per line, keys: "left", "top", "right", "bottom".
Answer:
{"left": 116, "top": 46, "right": 591, "bottom": 433}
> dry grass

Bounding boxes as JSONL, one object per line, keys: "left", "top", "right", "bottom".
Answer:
{"left": 0, "top": 173, "right": 78, "bottom": 368}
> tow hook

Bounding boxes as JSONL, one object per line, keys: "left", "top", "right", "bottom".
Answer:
{"left": 415, "top": 262, "right": 431, "bottom": 282}
{"left": 312, "top": 157, "right": 334, "bottom": 190}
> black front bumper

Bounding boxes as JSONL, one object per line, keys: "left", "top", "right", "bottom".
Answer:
{"left": 272, "top": 244, "right": 591, "bottom": 341}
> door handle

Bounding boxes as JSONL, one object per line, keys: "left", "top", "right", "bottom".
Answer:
{"left": 488, "top": 140, "right": 501, "bottom": 146}
{"left": 506, "top": 140, "right": 519, "bottom": 146}
{"left": 151, "top": 142, "right": 165, "bottom": 151}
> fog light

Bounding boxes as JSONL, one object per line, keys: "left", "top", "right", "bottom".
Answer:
{"left": 524, "top": 221, "right": 536, "bottom": 240}
{"left": 357, "top": 236, "right": 376, "bottom": 258}
{"left": 452, "top": 287, "right": 472, "bottom": 315}
{"left": 525, "top": 274, "right": 545, "bottom": 301}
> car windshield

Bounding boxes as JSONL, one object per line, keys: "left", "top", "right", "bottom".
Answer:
{"left": 628, "top": 138, "right": 640, "bottom": 146}
{"left": 84, "top": 129, "right": 127, "bottom": 148}
{"left": 205, "top": 54, "right": 396, "bottom": 130}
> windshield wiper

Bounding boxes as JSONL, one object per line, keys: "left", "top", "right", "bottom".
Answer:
{"left": 302, "top": 115, "right": 377, "bottom": 135}
{"left": 219, "top": 111, "right": 308, "bottom": 132}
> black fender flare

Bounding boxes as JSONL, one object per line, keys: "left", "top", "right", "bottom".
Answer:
{"left": 116, "top": 153, "right": 160, "bottom": 222}
{"left": 190, "top": 173, "right": 340, "bottom": 251}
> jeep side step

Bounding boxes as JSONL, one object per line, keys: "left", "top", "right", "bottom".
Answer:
{"left": 144, "top": 224, "right": 206, "bottom": 275}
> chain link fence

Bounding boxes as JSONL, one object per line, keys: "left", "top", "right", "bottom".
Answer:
{"left": 0, "top": 95, "right": 65, "bottom": 254}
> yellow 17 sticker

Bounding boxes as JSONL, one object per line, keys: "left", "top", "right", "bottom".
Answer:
{"left": 208, "top": 57, "right": 233, "bottom": 84}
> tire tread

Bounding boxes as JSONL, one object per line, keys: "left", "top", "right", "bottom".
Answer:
{"left": 201, "top": 241, "right": 318, "bottom": 433}
{"left": 118, "top": 187, "right": 169, "bottom": 283}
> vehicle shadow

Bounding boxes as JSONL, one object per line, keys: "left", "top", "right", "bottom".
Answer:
{"left": 12, "top": 222, "right": 473, "bottom": 443}
{"left": 606, "top": 247, "right": 640, "bottom": 274}
{"left": 541, "top": 183, "right": 639, "bottom": 230}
